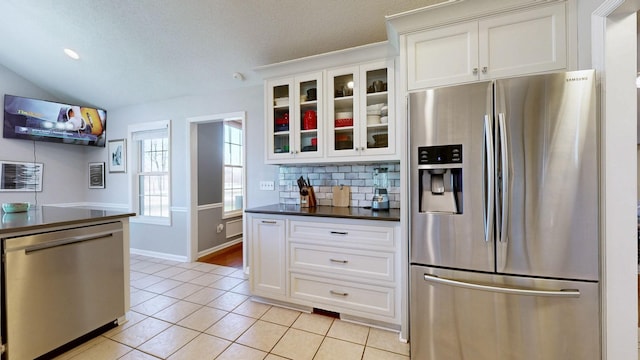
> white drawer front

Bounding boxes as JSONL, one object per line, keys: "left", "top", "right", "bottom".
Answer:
{"left": 290, "top": 244, "right": 394, "bottom": 282}
{"left": 290, "top": 273, "right": 395, "bottom": 318}
{"left": 288, "top": 220, "right": 395, "bottom": 249}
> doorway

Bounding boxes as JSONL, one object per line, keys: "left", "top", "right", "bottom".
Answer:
{"left": 186, "top": 112, "right": 247, "bottom": 269}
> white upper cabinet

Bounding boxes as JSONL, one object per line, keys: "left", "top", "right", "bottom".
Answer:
{"left": 266, "top": 72, "right": 323, "bottom": 163}
{"left": 406, "top": 3, "right": 566, "bottom": 90}
{"left": 264, "top": 58, "right": 397, "bottom": 164}
{"left": 327, "top": 59, "right": 395, "bottom": 159}
{"left": 407, "top": 22, "right": 479, "bottom": 89}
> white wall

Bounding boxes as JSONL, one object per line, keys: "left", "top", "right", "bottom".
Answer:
{"left": 89, "top": 85, "right": 280, "bottom": 257}
{"left": 0, "top": 64, "right": 93, "bottom": 205}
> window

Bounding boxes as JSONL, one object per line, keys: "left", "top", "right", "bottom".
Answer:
{"left": 223, "top": 119, "right": 243, "bottom": 216}
{"left": 129, "top": 120, "right": 171, "bottom": 225}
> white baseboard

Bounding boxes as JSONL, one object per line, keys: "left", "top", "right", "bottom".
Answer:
{"left": 198, "top": 238, "right": 243, "bottom": 258}
{"left": 130, "top": 248, "right": 189, "bottom": 262}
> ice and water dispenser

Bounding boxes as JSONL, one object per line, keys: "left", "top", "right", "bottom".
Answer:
{"left": 417, "top": 145, "right": 463, "bottom": 214}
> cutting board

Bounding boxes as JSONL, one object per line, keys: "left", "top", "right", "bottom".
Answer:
{"left": 332, "top": 185, "right": 350, "bottom": 207}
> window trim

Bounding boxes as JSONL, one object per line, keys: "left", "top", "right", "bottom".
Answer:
{"left": 128, "top": 120, "right": 172, "bottom": 226}
{"left": 222, "top": 120, "right": 243, "bottom": 217}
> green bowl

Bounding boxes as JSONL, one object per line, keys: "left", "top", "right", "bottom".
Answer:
{"left": 1, "top": 203, "right": 30, "bottom": 213}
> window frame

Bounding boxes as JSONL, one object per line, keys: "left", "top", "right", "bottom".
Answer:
{"left": 128, "top": 120, "right": 172, "bottom": 226}
{"left": 222, "top": 119, "right": 243, "bottom": 218}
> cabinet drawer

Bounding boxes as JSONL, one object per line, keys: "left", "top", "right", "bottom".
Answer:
{"left": 289, "top": 220, "right": 395, "bottom": 249}
{"left": 290, "top": 273, "right": 395, "bottom": 318}
{"left": 290, "top": 243, "right": 394, "bottom": 282}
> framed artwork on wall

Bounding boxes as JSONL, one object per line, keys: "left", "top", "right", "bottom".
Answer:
{"left": 108, "top": 139, "right": 126, "bottom": 173}
{"left": 0, "top": 160, "right": 43, "bottom": 192}
{"left": 89, "top": 162, "right": 105, "bottom": 189}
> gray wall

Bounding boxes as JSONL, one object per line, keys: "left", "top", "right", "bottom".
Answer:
{"left": 0, "top": 64, "right": 92, "bottom": 206}
{"left": 197, "top": 207, "right": 242, "bottom": 252}
{"left": 196, "top": 121, "right": 243, "bottom": 254}
{"left": 197, "top": 122, "right": 223, "bottom": 205}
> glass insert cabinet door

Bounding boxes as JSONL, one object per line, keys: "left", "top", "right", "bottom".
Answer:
{"left": 327, "top": 59, "right": 394, "bottom": 158}
{"left": 327, "top": 66, "right": 359, "bottom": 155}
{"left": 295, "top": 72, "right": 322, "bottom": 158}
{"left": 362, "top": 62, "right": 391, "bottom": 152}
{"left": 267, "top": 72, "right": 323, "bottom": 161}
{"left": 268, "top": 78, "right": 292, "bottom": 159}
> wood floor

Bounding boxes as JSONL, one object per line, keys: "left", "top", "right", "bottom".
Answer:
{"left": 198, "top": 242, "right": 243, "bottom": 269}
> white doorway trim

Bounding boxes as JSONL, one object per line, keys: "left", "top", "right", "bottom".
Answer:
{"left": 591, "top": 0, "right": 639, "bottom": 359}
{"left": 186, "top": 111, "right": 247, "bottom": 263}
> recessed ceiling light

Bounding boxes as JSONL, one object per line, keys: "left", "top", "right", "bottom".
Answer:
{"left": 63, "top": 48, "right": 80, "bottom": 60}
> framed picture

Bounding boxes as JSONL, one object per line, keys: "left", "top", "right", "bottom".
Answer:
{"left": 108, "top": 139, "right": 126, "bottom": 173}
{"left": 89, "top": 162, "right": 105, "bottom": 189}
{"left": 0, "top": 160, "right": 43, "bottom": 192}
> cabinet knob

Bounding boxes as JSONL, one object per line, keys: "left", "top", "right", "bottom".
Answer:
{"left": 473, "top": 67, "right": 478, "bottom": 75}
{"left": 482, "top": 66, "right": 488, "bottom": 74}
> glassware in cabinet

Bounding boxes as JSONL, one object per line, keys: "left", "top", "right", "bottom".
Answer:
{"left": 266, "top": 72, "right": 323, "bottom": 163}
{"left": 364, "top": 66, "right": 389, "bottom": 150}
{"left": 297, "top": 77, "right": 320, "bottom": 154}
{"left": 271, "top": 82, "right": 291, "bottom": 155}
{"left": 328, "top": 68, "right": 359, "bottom": 153}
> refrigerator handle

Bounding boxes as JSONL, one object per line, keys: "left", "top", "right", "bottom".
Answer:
{"left": 498, "top": 113, "right": 509, "bottom": 244}
{"left": 483, "top": 115, "right": 494, "bottom": 243}
{"left": 422, "top": 274, "right": 580, "bottom": 298}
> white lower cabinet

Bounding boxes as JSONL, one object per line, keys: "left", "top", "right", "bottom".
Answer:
{"left": 250, "top": 217, "right": 286, "bottom": 297}
{"left": 290, "top": 273, "right": 395, "bottom": 319}
{"left": 247, "top": 213, "right": 404, "bottom": 332}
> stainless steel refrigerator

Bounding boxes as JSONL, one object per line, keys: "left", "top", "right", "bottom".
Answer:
{"left": 409, "top": 70, "right": 599, "bottom": 360}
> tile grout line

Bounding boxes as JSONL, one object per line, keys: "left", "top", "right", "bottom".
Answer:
{"left": 61, "top": 256, "right": 410, "bottom": 359}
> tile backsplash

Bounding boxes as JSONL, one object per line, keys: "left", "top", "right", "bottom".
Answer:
{"left": 279, "top": 163, "right": 400, "bottom": 208}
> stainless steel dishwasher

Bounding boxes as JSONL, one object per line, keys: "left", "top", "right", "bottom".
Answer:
{"left": 3, "top": 221, "right": 125, "bottom": 360}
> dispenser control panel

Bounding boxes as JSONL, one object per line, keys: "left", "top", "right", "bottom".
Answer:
{"left": 418, "top": 145, "right": 462, "bottom": 165}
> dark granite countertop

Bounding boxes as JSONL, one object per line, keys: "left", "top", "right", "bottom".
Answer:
{"left": 0, "top": 206, "right": 135, "bottom": 234}
{"left": 245, "top": 204, "right": 400, "bottom": 221}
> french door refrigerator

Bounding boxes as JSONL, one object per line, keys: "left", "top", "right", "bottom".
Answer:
{"left": 409, "top": 70, "right": 599, "bottom": 360}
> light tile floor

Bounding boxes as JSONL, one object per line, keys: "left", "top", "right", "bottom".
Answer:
{"left": 54, "top": 254, "right": 410, "bottom": 360}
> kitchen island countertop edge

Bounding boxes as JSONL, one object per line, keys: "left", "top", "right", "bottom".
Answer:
{"left": 0, "top": 206, "right": 136, "bottom": 234}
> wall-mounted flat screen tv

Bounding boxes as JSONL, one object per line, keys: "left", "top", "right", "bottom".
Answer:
{"left": 3, "top": 94, "right": 106, "bottom": 147}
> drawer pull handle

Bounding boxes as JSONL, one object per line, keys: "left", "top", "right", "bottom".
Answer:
{"left": 330, "top": 231, "right": 348, "bottom": 236}
{"left": 330, "top": 258, "right": 348, "bottom": 264}
{"left": 261, "top": 220, "right": 277, "bottom": 224}
{"left": 330, "top": 290, "right": 349, "bottom": 297}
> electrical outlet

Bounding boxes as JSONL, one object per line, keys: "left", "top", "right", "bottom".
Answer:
{"left": 259, "top": 181, "right": 275, "bottom": 191}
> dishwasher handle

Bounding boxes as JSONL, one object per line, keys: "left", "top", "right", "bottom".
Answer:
{"left": 18, "top": 229, "right": 119, "bottom": 254}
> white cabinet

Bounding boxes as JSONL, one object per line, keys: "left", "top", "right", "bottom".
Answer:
{"left": 406, "top": 3, "right": 566, "bottom": 90}
{"left": 249, "top": 217, "right": 286, "bottom": 297}
{"left": 327, "top": 59, "right": 395, "bottom": 158}
{"left": 287, "top": 218, "right": 401, "bottom": 325}
{"left": 266, "top": 72, "right": 323, "bottom": 163}
{"left": 263, "top": 58, "right": 397, "bottom": 164}
{"left": 247, "top": 214, "right": 404, "bottom": 330}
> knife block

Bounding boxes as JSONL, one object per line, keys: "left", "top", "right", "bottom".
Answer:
{"left": 300, "top": 186, "right": 316, "bottom": 208}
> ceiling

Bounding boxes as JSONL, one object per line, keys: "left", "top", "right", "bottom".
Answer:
{"left": 0, "top": 0, "right": 441, "bottom": 110}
